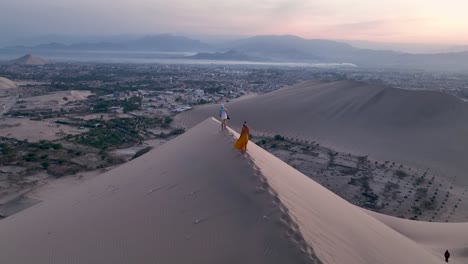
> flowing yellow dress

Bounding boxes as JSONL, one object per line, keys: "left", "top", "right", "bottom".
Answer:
{"left": 234, "top": 126, "right": 249, "bottom": 151}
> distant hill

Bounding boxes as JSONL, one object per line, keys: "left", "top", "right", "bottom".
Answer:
{"left": 222, "top": 35, "right": 353, "bottom": 62}
{"left": 127, "top": 34, "right": 212, "bottom": 51}
{"left": 3, "top": 34, "right": 468, "bottom": 69}
{"left": 220, "top": 35, "right": 468, "bottom": 70}
{"left": 0, "top": 77, "right": 17, "bottom": 89}
{"left": 5, "top": 34, "right": 212, "bottom": 52}
{"left": 27, "top": 42, "right": 126, "bottom": 51}
{"left": 69, "top": 42, "right": 126, "bottom": 50}
{"left": 187, "top": 50, "right": 266, "bottom": 61}
{"left": 7, "top": 54, "right": 49, "bottom": 65}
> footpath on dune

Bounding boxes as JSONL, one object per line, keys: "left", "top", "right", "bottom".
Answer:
{"left": 177, "top": 80, "right": 468, "bottom": 185}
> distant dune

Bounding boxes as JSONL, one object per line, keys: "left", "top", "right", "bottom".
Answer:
{"left": 0, "top": 77, "right": 17, "bottom": 89}
{"left": 0, "top": 118, "right": 465, "bottom": 263}
{"left": 178, "top": 80, "right": 468, "bottom": 184}
{"left": 7, "top": 54, "right": 49, "bottom": 65}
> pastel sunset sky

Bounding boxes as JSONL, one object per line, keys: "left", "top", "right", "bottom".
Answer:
{"left": 1, "top": 0, "right": 468, "bottom": 44}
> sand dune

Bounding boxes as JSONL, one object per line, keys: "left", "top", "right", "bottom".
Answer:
{"left": 178, "top": 80, "right": 468, "bottom": 185}
{"left": 0, "top": 118, "right": 466, "bottom": 263}
{"left": 7, "top": 54, "right": 49, "bottom": 65}
{"left": 229, "top": 125, "right": 467, "bottom": 263}
{"left": 369, "top": 211, "right": 468, "bottom": 261}
{"left": 0, "top": 77, "right": 17, "bottom": 89}
{"left": 0, "top": 118, "right": 311, "bottom": 264}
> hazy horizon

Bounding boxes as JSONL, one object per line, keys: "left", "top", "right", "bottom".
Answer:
{"left": 2, "top": 0, "right": 468, "bottom": 50}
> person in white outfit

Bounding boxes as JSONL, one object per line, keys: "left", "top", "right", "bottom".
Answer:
{"left": 219, "top": 104, "right": 229, "bottom": 130}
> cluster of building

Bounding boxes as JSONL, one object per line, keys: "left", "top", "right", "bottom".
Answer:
{"left": 3, "top": 62, "right": 468, "bottom": 119}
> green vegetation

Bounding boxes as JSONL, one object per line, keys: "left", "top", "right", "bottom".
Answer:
{"left": 93, "top": 96, "right": 142, "bottom": 113}
{"left": 41, "top": 161, "right": 50, "bottom": 169}
{"left": 94, "top": 99, "right": 119, "bottom": 112}
{"left": 197, "top": 99, "right": 209, "bottom": 105}
{"left": 156, "top": 128, "right": 185, "bottom": 139}
{"left": 132, "top": 147, "right": 153, "bottom": 160}
{"left": 204, "top": 86, "right": 222, "bottom": 94}
{"left": 75, "top": 116, "right": 182, "bottom": 149}
{"left": 416, "top": 187, "right": 428, "bottom": 197}
{"left": 123, "top": 96, "right": 143, "bottom": 112}
{"left": 421, "top": 200, "right": 436, "bottom": 210}
{"left": 76, "top": 117, "right": 160, "bottom": 149}
{"left": 0, "top": 138, "right": 90, "bottom": 178}
{"left": 2, "top": 115, "right": 184, "bottom": 181}
{"left": 0, "top": 143, "right": 17, "bottom": 163}
{"left": 164, "top": 116, "right": 173, "bottom": 125}
{"left": 274, "top": 134, "right": 285, "bottom": 141}
{"left": 27, "top": 141, "right": 63, "bottom": 150}
{"left": 161, "top": 116, "right": 174, "bottom": 129}
{"left": 23, "top": 152, "right": 38, "bottom": 162}
{"left": 394, "top": 170, "right": 409, "bottom": 179}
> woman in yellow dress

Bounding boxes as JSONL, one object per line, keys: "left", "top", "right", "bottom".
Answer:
{"left": 234, "top": 122, "right": 250, "bottom": 153}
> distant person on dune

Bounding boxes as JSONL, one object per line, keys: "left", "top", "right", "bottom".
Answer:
{"left": 234, "top": 122, "right": 249, "bottom": 153}
{"left": 219, "top": 104, "right": 229, "bottom": 130}
{"left": 445, "top": 250, "right": 450, "bottom": 262}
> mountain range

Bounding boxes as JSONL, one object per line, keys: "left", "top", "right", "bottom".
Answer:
{"left": 6, "top": 34, "right": 211, "bottom": 52}
{"left": 3, "top": 34, "right": 468, "bottom": 70}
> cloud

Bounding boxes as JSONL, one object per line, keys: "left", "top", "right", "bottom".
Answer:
{"left": 0, "top": 0, "right": 467, "bottom": 44}
{"left": 331, "top": 20, "right": 388, "bottom": 31}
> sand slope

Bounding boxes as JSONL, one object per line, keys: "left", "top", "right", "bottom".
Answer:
{"left": 0, "top": 77, "right": 17, "bottom": 89}
{"left": 0, "top": 118, "right": 311, "bottom": 264}
{"left": 368, "top": 211, "right": 468, "bottom": 262}
{"left": 230, "top": 125, "right": 467, "bottom": 264}
{"left": 8, "top": 54, "right": 49, "bottom": 65}
{"left": 0, "top": 118, "right": 466, "bottom": 263}
{"left": 178, "top": 80, "right": 468, "bottom": 184}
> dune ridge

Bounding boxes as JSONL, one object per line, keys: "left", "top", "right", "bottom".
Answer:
{"left": 177, "top": 80, "right": 468, "bottom": 184}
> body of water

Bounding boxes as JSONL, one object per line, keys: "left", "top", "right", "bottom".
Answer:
{"left": 0, "top": 49, "right": 356, "bottom": 68}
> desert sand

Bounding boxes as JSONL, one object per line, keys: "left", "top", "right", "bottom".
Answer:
{"left": 177, "top": 80, "right": 468, "bottom": 186}
{"left": 0, "top": 118, "right": 466, "bottom": 263}
{"left": 0, "top": 118, "right": 311, "bottom": 264}
{"left": 0, "top": 118, "right": 86, "bottom": 141}
{"left": 8, "top": 54, "right": 49, "bottom": 65}
{"left": 255, "top": 133, "right": 468, "bottom": 222}
{"left": 228, "top": 124, "right": 467, "bottom": 263}
{"left": 12, "top": 90, "right": 93, "bottom": 111}
{"left": 0, "top": 77, "right": 17, "bottom": 89}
